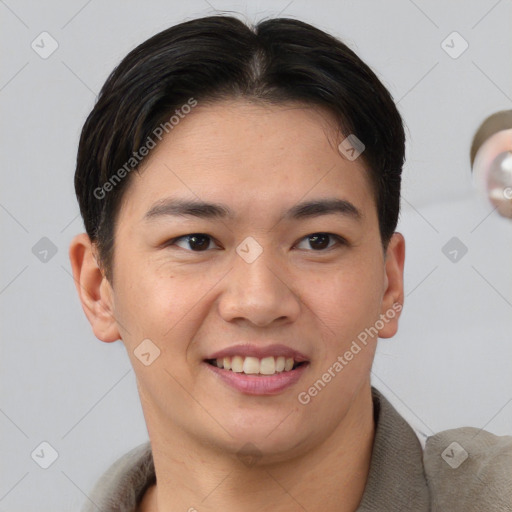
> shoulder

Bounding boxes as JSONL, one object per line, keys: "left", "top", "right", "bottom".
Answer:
{"left": 81, "top": 441, "right": 155, "bottom": 512}
{"left": 423, "top": 427, "right": 512, "bottom": 511}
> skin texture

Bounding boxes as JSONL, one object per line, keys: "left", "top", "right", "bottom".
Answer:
{"left": 69, "top": 99, "right": 405, "bottom": 512}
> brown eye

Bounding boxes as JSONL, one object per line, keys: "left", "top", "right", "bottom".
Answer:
{"left": 296, "top": 233, "right": 346, "bottom": 251}
{"left": 308, "top": 234, "right": 330, "bottom": 250}
{"left": 169, "top": 233, "right": 216, "bottom": 251}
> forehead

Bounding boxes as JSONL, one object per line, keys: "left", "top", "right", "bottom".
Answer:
{"left": 118, "top": 99, "right": 375, "bottom": 226}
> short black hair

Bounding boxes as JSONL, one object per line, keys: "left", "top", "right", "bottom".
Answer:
{"left": 74, "top": 14, "right": 406, "bottom": 283}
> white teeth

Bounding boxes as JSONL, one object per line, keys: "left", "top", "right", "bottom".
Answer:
{"left": 210, "top": 355, "right": 303, "bottom": 375}
{"left": 243, "top": 356, "right": 260, "bottom": 374}
{"left": 259, "top": 356, "right": 276, "bottom": 375}
{"left": 231, "top": 356, "right": 244, "bottom": 373}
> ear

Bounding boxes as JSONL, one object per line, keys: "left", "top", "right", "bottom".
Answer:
{"left": 68, "top": 233, "right": 120, "bottom": 343}
{"left": 378, "top": 232, "right": 405, "bottom": 339}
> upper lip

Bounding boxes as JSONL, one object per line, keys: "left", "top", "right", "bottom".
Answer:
{"left": 206, "top": 344, "right": 309, "bottom": 362}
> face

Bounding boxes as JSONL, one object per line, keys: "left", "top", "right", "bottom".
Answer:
{"left": 72, "top": 99, "right": 405, "bottom": 461}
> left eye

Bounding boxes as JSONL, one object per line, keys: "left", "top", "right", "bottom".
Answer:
{"left": 295, "top": 233, "right": 346, "bottom": 251}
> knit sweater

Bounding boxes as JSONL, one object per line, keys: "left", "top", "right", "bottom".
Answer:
{"left": 81, "top": 388, "right": 512, "bottom": 511}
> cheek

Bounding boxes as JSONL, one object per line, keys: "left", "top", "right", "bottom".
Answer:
{"left": 111, "top": 257, "right": 178, "bottom": 344}
{"left": 114, "top": 258, "right": 217, "bottom": 355}
{"left": 298, "top": 258, "right": 383, "bottom": 344}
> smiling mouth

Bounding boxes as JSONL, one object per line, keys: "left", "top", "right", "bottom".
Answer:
{"left": 205, "top": 355, "right": 308, "bottom": 376}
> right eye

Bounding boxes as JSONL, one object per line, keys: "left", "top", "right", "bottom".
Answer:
{"left": 164, "top": 233, "right": 220, "bottom": 252}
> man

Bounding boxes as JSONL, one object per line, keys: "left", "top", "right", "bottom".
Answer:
{"left": 69, "top": 15, "right": 512, "bottom": 512}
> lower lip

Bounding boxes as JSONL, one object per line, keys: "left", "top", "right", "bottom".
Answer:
{"left": 204, "top": 362, "right": 309, "bottom": 395}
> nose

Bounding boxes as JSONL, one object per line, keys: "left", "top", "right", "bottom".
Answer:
{"left": 217, "top": 246, "right": 301, "bottom": 327}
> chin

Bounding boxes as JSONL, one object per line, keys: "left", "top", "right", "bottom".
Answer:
{"left": 208, "top": 414, "right": 312, "bottom": 459}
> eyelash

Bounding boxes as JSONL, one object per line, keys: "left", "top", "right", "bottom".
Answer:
{"left": 164, "top": 233, "right": 348, "bottom": 252}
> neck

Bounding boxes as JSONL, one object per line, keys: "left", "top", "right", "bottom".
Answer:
{"left": 140, "top": 385, "right": 375, "bottom": 512}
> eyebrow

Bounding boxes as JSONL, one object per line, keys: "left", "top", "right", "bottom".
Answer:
{"left": 143, "top": 197, "right": 363, "bottom": 223}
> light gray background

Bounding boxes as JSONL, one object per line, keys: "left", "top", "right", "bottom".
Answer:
{"left": 1, "top": 0, "right": 511, "bottom": 510}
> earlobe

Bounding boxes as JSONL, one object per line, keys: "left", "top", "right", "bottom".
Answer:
{"left": 378, "top": 232, "right": 405, "bottom": 339}
{"left": 68, "top": 233, "right": 120, "bottom": 343}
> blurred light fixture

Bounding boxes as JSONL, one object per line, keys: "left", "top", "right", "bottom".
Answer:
{"left": 470, "top": 110, "right": 512, "bottom": 219}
